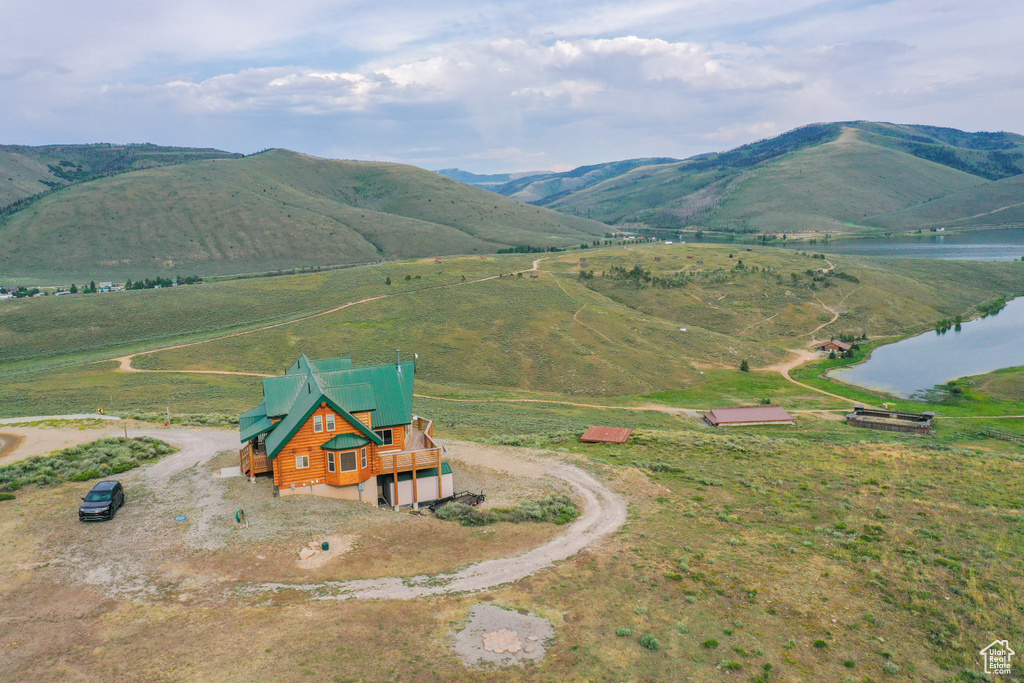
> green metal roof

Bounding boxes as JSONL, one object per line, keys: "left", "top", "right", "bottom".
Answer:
{"left": 263, "top": 374, "right": 308, "bottom": 417}
{"left": 285, "top": 354, "right": 353, "bottom": 376}
{"left": 240, "top": 416, "right": 276, "bottom": 442}
{"left": 320, "top": 433, "right": 372, "bottom": 450}
{"left": 240, "top": 402, "right": 267, "bottom": 430}
{"left": 323, "top": 383, "right": 376, "bottom": 414}
{"left": 239, "top": 402, "right": 275, "bottom": 442}
{"left": 263, "top": 390, "right": 382, "bottom": 460}
{"left": 307, "top": 357, "right": 354, "bottom": 373}
{"left": 240, "top": 355, "right": 414, "bottom": 456}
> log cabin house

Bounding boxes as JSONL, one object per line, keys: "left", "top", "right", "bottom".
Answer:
{"left": 238, "top": 354, "right": 452, "bottom": 507}
{"left": 817, "top": 339, "right": 852, "bottom": 353}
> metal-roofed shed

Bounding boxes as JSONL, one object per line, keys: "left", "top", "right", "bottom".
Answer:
{"left": 704, "top": 406, "right": 795, "bottom": 427}
{"left": 580, "top": 426, "right": 634, "bottom": 444}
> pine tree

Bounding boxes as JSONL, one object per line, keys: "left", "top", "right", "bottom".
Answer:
{"left": 740, "top": 359, "right": 750, "bottom": 372}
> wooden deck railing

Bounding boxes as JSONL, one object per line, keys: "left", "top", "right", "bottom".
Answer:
{"left": 239, "top": 442, "right": 271, "bottom": 475}
{"left": 378, "top": 447, "right": 442, "bottom": 474}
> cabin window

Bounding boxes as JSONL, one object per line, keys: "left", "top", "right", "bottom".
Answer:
{"left": 296, "top": 454, "right": 310, "bottom": 469}
{"left": 327, "top": 452, "right": 336, "bottom": 472}
{"left": 340, "top": 451, "right": 357, "bottom": 472}
{"left": 313, "top": 415, "right": 323, "bottom": 433}
{"left": 326, "top": 414, "right": 336, "bottom": 431}
{"left": 360, "top": 447, "right": 367, "bottom": 469}
{"left": 375, "top": 428, "right": 393, "bottom": 446}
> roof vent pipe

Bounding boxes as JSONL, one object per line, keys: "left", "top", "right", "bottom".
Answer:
{"left": 396, "top": 349, "right": 401, "bottom": 372}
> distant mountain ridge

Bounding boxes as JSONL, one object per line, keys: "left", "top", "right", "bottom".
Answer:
{"left": 479, "top": 122, "right": 1024, "bottom": 234}
{"left": 0, "top": 143, "right": 243, "bottom": 214}
{"left": 0, "top": 149, "right": 609, "bottom": 280}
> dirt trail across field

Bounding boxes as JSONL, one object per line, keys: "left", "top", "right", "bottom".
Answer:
{"left": 111, "top": 262, "right": 548, "bottom": 374}
{"left": 761, "top": 347, "right": 865, "bottom": 406}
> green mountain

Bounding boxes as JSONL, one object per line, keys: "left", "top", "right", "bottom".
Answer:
{"left": 492, "top": 123, "right": 1024, "bottom": 234}
{"left": 0, "top": 143, "right": 242, "bottom": 214}
{"left": 0, "top": 149, "right": 609, "bottom": 280}
{"left": 492, "top": 157, "right": 682, "bottom": 204}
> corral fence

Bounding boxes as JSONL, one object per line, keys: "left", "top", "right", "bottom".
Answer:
{"left": 986, "top": 429, "right": 1024, "bottom": 445}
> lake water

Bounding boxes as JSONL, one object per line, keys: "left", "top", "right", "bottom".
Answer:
{"left": 830, "top": 296, "right": 1024, "bottom": 398}
{"left": 780, "top": 227, "right": 1024, "bottom": 261}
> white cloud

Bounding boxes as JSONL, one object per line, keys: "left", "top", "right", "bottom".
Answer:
{"left": 2, "top": 0, "right": 1023, "bottom": 171}
{"left": 146, "top": 36, "right": 798, "bottom": 115}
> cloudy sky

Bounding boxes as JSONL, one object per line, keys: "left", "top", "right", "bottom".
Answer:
{"left": 2, "top": 1, "right": 1021, "bottom": 172}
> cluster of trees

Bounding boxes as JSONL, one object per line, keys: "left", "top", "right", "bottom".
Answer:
{"left": 496, "top": 245, "right": 563, "bottom": 254}
{"left": 978, "top": 296, "right": 1008, "bottom": 317}
{"left": 593, "top": 263, "right": 736, "bottom": 290}
{"left": 123, "top": 275, "right": 201, "bottom": 290}
{"left": 5, "top": 285, "right": 42, "bottom": 298}
{"left": 828, "top": 347, "right": 859, "bottom": 360}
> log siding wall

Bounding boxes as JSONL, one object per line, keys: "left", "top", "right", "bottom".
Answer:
{"left": 273, "top": 404, "right": 378, "bottom": 490}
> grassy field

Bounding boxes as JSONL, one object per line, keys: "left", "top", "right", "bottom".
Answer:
{"left": 3, "top": 243, "right": 1023, "bottom": 414}
{"left": 2, "top": 422, "right": 1022, "bottom": 681}
{"left": 2, "top": 239, "right": 1024, "bottom": 681}
{"left": 0, "top": 150, "right": 608, "bottom": 281}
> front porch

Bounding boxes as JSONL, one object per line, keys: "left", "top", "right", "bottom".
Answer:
{"left": 239, "top": 438, "right": 271, "bottom": 476}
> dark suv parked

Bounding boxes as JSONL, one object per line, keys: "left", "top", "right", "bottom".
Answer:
{"left": 79, "top": 480, "right": 125, "bottom": 521}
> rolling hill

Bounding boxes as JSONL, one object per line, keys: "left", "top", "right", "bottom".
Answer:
{"left": 0, "top": 150, "right": 609, "bottom": 280}
{"left": 0, "top": 143, "right": 242, "bottom": 214}
{"left": 488, "top": 122, "right": 1024, "bottom": 234}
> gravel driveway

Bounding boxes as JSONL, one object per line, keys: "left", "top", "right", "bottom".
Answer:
{"left": 241, "top": 450, "right": 627, "bottom": 600}
{"left": 134, "top": 429, "right": 629, "bottom": 601}
{"left": 26, "top": 421, "right": 626, "bottom": 602}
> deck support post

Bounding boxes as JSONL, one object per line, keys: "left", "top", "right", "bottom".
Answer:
{"left": 412, "top": 451, "right": 418, "bottom": 506}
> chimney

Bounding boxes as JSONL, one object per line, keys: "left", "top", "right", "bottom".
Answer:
{"left": 396, "top": 349, "right": 402, "bottom": 373}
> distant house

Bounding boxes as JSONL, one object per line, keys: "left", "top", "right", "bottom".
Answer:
{"left": 704, "top": 406, "right": 795, "bottom": 427}
{"left": 98, "top": 282, "right": 113, "bottom": 292}
{"left": 817, "top": 339, "right": 851, "bottom": 353}
{"left": 238, "top": 354, "right": 450, "bottom": 507}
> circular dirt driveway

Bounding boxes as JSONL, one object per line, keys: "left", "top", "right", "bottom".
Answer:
{"left": 24, "top": 424, "right": 626, "bottom": 603}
